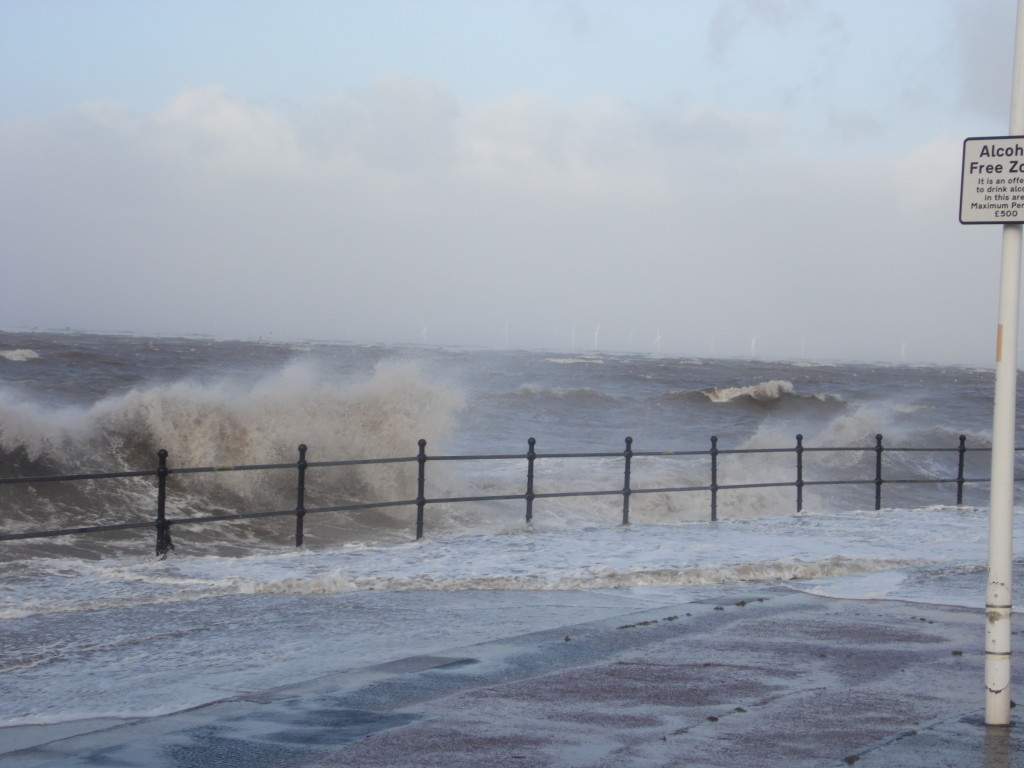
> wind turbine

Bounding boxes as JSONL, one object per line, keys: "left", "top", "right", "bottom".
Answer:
{"left": 594, "top": 322, "right": 600, "bottom": 351}
{"left": 655, "top": 327, "right": 662, "bottom": 354}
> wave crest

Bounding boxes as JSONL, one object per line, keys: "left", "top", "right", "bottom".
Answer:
{"left": 700, "top": 380, "right": 843, "bottom": 406}
{"left": 0, "top": 360, "right": 464, "bottom": 551}
{"left": 703, "top": 380, "right": 795, "bottom": 403}
{"left": 508, "top": 384, "right": 617, "bottom": 403}
{"left": 0, "top": 349, "right": 40, "bottom": 362}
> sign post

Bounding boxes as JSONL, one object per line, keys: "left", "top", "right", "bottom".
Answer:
{"left": 960, "top": 0, "right": 1024, "bottom": 727}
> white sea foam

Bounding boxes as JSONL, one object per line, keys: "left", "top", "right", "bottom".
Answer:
{"left": 703, "top": 379, "right": 795, "bottom": 402}
{"left": 0, "top": 505, "right": 1012, "bottom": 726}
{"left": 544, "top": 357, "right": 604, "bottom": 365}
{"left": 0, "top": 507, "right": 995, "bottom": 620}
{"left": 0, "top": 349, "right": 40, "bottom": 362}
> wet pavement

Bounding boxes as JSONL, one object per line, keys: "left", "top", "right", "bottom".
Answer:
{"left": 2, "top": 585, "right": 1022, "bottom": 767}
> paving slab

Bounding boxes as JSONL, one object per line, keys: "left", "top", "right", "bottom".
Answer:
{"left": 2, "top": 586, "right": 1022, "bottom": 767}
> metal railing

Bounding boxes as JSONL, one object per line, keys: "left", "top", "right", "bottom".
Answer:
{"left": 0, "top": 434, "right": 1014, "bottom": 557}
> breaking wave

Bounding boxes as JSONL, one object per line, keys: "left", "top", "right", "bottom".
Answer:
{"left": 701, "top": 379, "right": 842, "bottom": 404}
{"left": 0, "top": 349, "right": 40, "bottom": 362}
{"left": 0, "top": 360, "right": 464, "bottom": 555}
{"left": 655, "top": 380, "right": 843, "bottom": 409}
{"left": 704, "top": 379, "right": 795, "bottom": 402}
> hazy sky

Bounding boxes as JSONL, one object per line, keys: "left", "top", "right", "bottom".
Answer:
{"left": 0, "top": 0, "right": 1020, "bottom": 364}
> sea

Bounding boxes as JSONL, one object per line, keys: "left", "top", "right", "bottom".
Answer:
{"left": 1, "top": 329, "right": 1022, "bottom": 730}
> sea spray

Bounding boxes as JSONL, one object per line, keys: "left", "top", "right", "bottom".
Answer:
{"left": 0, "top": 331, "right": 1013, "bottom": 554}
{"left": 1, "top": 358, "right": 464, "bottom": 554}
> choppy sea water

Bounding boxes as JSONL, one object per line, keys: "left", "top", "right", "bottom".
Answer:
{"left": 0, "top": 330, "right": 1020, "bottom": 726}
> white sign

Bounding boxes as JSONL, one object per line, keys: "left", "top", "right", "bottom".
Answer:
{"left": 960, "top": 136, "right": 1024, "bottom": 223}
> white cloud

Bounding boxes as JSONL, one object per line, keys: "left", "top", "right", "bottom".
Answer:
{"left": 155, "top": 86, "right": 304, "bottom": 176}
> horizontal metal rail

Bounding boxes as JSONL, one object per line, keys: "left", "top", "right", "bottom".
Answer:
{"left": 1, "top": 433, "right": 1020, "bottom": 556}
{"left": 0, "top": 469, "right": 157, "bottom": 484}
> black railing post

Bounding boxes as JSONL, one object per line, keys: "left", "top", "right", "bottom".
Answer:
{"left": 957, "top": 434, "right": 967, "bottom": 506}
{"left": 795, "top": 434, "right": 804, "bottom": 513}
{"left": 155, "top": 449, "right": 173, "bottom": 558}
{"left": 874, "top": 433, "right": 884, "bottom": 510}
{"left": 710, "top": 436, "right": 719, "bottom": 522}
{"left": 622, "top": 436, "right": 633, "bottom": 526}
{"left": 295, "top": 444, "right": 308, "bottom": 547}
{"left": 525, "top": 437, "right": 536, "bottom": 526}
{"left": 416, "top": 439, "right": 427, "bottom": 540}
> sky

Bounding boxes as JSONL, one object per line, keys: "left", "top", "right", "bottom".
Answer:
{"left": 0, "top": 0, "right": 1021, "bottom": 365}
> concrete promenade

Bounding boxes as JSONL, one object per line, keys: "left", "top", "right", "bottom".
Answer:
{"left": 2, "top": 586, "right": 1022, "bottom": 767}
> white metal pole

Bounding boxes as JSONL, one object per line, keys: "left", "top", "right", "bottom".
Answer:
{"left": 985, "top": 0, "right": 1024, "bottom": 726}
{"left": 987, "top": 224, "right": 1021, "bottom": 726}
